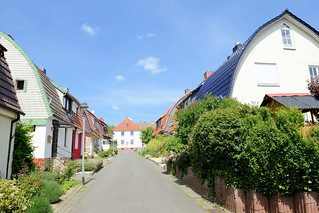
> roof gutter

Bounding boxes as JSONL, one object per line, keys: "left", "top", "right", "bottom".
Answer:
{"left": 6, "top": 113, "right": 20, "bottom": 179}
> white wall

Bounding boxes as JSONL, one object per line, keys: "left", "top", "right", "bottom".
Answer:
{"left": 113, "top": 130, "right": 142, "bottom": 149}
{"left": 0, "top": 107, "right": 17, "bottom": 179}
{"left": 32, "top": 125, "right": 47, "bottom": 159}
{"left": 0, "top": 34, "right": 49, "bottom": 120}
{"left": 57, "top": 127, "right": 73, "bottom": 158}
{"left": 232, "top": 17, "right": 319, "bottom": 105}
{"left": 102, "top": 139, "right": 110, "bottom": 150}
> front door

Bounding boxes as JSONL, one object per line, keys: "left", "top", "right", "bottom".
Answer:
{"left": 52, "top": 124, "right": 59, "bottom": 157}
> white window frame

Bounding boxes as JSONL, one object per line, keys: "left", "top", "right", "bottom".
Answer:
{"left": 281, "top": 23, "right": 295, "bottom": 49}
{"left": 131, "top": 131, "right": 134, "bottom": 136}
{"left": 255, "top": 63, "right": 280, "bottom": 87}
{"left": 121, "top": 131, "right": 124, "bottom": 136}
{"left": 309, "top": 66, "right": 319, "bottom": 81}
{"left": 130, "top": 139, "right": 134, "bottom": 145}
{"left": 121, "top": 140, "right": 124, "bottom": 145}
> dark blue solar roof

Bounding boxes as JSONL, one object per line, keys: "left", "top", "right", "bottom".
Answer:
{"left": 196, "top": 10, "right": 319, "bottom": 101}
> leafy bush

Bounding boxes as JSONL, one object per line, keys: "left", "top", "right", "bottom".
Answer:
{"left": 162, "top": 135, "right": 185, "bottom": 152}
{"left": 55, "top": 161, "right": 76, "bottom": 184}
{"left": 146, "top": 139, "right": 163, "bottom": 154}
{"left": 60, "top": 179, "right": 79, "bottom": 193}
{"left": 0, "top": 179, "right": 30, "bottom": 212}
{"left": 73, "top": 159, "right": 103, "bottom": 172}
{"left": 140, "top": 127, "right": 154, "bottom": 144}
{"left": 26, "top": 196, "right": 52, "bottom": 213}
{"left": 173, "top": 151, "right": 190, "bottom": 176}
{"left": 174, "top": 94, "right": 221, "bottom": 145}
{"left": 188, "top": 99, "right": 319, "bottom": 196}
{"left": 43, "top": 172, "right": 58, "bottom": 182}
{"left": 17, "top": 169, "right": 44, "bottom": 200}
{"left": 12, "top": 122, "right": 35, "bottom": 176}
{"left": 41, "top": 180, "right": 62, "bottom": 204}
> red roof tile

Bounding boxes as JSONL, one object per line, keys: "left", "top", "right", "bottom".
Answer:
{"left": 113, "top": 116, "right": 141, "bottom": 131}
{"left": 267, "top": 93, "right": 311, "bottom": 97}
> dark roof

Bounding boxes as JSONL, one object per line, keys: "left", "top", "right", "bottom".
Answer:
{"left": 196, "top": 10, "right": 319, "bottom": 101}
{"left": 136, "top": 122, "right": 156, "bottom": 130}
{"left": 261, "top": 93, "right": 319, "bottom": 112}
{"left": 0, "top": 44, "right": 24, "bottom": 115}
{"left": 37, "top": 67, "right": 72, "bottom": 125}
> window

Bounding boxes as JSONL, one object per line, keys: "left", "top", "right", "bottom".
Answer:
{"left": 130, "top": 140, "right": 134, "bottom": 145}
{"left": 64, "top": 129, "right": 67, "bottom": 147}
{"left": 309, "top": 66, "right": 319, "bottom": 81}
{"left": 16, "top": 80, "right": 27, "bottom": 92}
{"left": 131, "top": 131, "right": 134, "bottom": 136}
{"left": 126, "top": 142, "right": 128, "bottom": 146}
{"left": 126, "top": 124, "right": 129, "bottom": 127}
{"left": 255, "top": 63, "right": 280, "bottom": 86}
{"left": 121, "top": 140, "right": 124, "bottom": 145}
{"left": 121, "top": 131, "right": 124, "bottom": 136}
{"left": 281, "top": 23, "right": 294, "bottom": 49}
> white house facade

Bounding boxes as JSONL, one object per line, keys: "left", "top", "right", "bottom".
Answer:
{"left": 113, "top": 117, "right": 142, "bottom": 151}
{"left": 195, "top": 10, "right": 319, "bottom": 106}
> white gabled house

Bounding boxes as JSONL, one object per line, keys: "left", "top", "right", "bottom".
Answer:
{"left": 113, "top": 117, "right": 142, "bottom": 152}
{"left": 0, "top": 31, "right": 75, "bottom": 167}
{"left": 195, "top": 10, "right": 319, "bottom": 106}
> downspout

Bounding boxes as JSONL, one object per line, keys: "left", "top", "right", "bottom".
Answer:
{"left": 6, "top": 113, "right": 20, "bottom": 179}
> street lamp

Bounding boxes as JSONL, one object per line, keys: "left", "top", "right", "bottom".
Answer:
{"left": 80, "top": 102, "right": 89, "bottom": 185}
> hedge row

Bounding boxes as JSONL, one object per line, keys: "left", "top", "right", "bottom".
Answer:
{"left": 178, "top": 98, "right": 319, "bottom": 196}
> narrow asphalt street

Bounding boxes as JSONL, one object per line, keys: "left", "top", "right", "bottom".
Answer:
{"left": 70, "top": 152, "right": 208, "bottom": 213}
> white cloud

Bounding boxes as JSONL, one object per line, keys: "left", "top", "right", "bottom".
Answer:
{"left": 81, "top": 23, "right": 99, "bottom": 37}
{"left": 115, "top": 75, "right": 126, "bottom": 81}
{"left": 91, "top": 110, "right": 95, "bottom": 114}
{"left": 128, "top": 117, "right": 133, "bottom": 121}
{"left": 146, "top": 33, "right": 155, "bottom": 38}
{"left": 136, "top": 57, "right": 167, "bottom": 74}
{"left": 136, "top": 35, "right": 143, "bottom": 39}
{"left": 112, "top": 105, "right": 119, "bottom": 110}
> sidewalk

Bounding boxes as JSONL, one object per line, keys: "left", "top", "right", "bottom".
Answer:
{"left": 52, "top": 157, "right": 114, "bottom": 213}
{"left": 147, "top": 156, "right": 228, "bottom": 213}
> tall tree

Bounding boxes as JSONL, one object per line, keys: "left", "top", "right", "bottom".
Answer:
{"left": 108, "top": 124, "right": 115, "bottom": 136}
{"left": 140, "top": 127, "right": 154, "bottom": 144}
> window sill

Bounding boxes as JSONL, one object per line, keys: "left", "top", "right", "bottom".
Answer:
{"left": 257, "top": 84, "right": 280, "bottom": 87}
{"left": 283, "top": 47, "right": 295, "bottom": 50}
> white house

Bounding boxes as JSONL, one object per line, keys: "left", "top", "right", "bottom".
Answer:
{"left": 0, "top": 31, "right": 74, "bottom": 167}
{"left": 113, "top": 117, "right": 142, "bottom": 152}
{"left": 0, "top": 44, "right": 24, "bottom": 179}
{"left": 195, "top": 10, "right": 319, "bottom": 106}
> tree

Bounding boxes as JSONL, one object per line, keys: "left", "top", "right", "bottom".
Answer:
{"left": 12, "top": 122, "right": 35, "bottom": 176}
{"left": 140, "top": 127, "right": 154, "bottom": 144}
{"left": 107, "top": 124, "right": 115, "bottom": 136}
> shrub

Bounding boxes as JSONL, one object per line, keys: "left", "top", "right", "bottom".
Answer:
{"left": 12, "top": 122, "right": 35, "bottom": 176}
{"left": 0, "top": 179, "right": 30, "bottom": 212}
{"left": 73, "top": 159, "right": 103, "bottom": 172}
{"left": 55, "top": 161, "right": 76, "bottom": 184}
{"left": 17, "top": 169, "right": 44, "bottom": 200}
{"left": 174, "top": 94, "right": 221, "bottom": 145}
{"left": 146, "top": 139, "right": 163, "bottom": 153}
{"left": 43, "top": 172, "right": 58, "bottom": 182}
{"left": 174, "top": 151, "right": 190, "bottom": 176}
{"left": 162, "top": 135, "right": 185, "bottom": 152}
{"left": 140, "top": 127, "right": 154, "bottom": 144}
{"left": 41, "top": 180, "right": 62, "bottom": 204}
{"left": 26, "top": 196, "right": 52, "bottom": 213}
{"left": 60, "top": 179, "right": 79, "bottom": 194}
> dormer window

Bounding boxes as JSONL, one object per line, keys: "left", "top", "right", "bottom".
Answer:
{"left": 16, "top": 80, "right": 27, "bottom": 92}
{"left": 126, "top": 124, "right": 129, "bottom": 127}
{"left": 281, "top": 23, "right": 294, "bottom": 49}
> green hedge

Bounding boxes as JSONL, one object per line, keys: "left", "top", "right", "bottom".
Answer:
{"left": 73, "top": 159, "right": 103, "bottom": 172}
{"left": 188, "top": 98, "right": 319, "bottom": 195}
{"left": 26, "top": 196, "right": 52, "bottom": 213}
{"left": 40, "top": 180, "right": 62, "bottom": 204}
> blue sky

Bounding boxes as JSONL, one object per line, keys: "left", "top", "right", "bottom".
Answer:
{"left": 1, "top": 0, "right": 319, "bottom": 126}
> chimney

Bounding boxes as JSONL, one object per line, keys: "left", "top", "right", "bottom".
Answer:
{"left": 204, "top": 71, "right": 213, "bottom": 80}
{"left": 232, "top": 42, "right": 242, "bottom": 53}
{"left": 40, "top": 67, "right": 46, "bottom": 74}
{"left": 185, "top": 89, "right": 190, "bottom": 94}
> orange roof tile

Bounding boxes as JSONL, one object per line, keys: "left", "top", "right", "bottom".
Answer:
{"left": 113, "top": 116, "right": 141, "bottom": 131}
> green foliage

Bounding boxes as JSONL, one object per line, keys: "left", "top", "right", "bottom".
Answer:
{"left": 173, "top": 151, "right": 190, "bottom": 176}
{"left": 146, "top": 139, "right": 163, "bottom": 154}
{"left": 188, "top": 98, "right": 319, "bottom": 196}
{"left": 162, "top": 135, "right": 185, "bottom": 152}
{"left": 43, "top": 172, "right": 58, "bottom": 182}
{"left": 16, "top": 169, "right": 44, "bottom": 200}
{"left": 97, "top": 147, "right": 117, "bottom": 158}
{"left": 26, "top": 196, "right": 52, "bottom": 213}
{"left": 107, "top": 124, "right": 115, "bottom": 136}
{"left": 0, "top": 179, "right": 31, "bottom": 212}
{"left": 12, "top": 122, "right": 36, "bottom": 176}
{"left": 140, "top": 127, "right": 154, "bottom": 144}
{"left": 73, "top": 159, "right": 103, "bottom": 172}
{"left": 60, "top": 179, "right": 79, "bottom": 194}
{"left": 174, "top": 94, "right": 221, "bottom": 145}
{"left": 40, "top": 180, "right": 62, "bottom": 204}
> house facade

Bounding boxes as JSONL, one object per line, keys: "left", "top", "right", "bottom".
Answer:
{"left": 0, "top": 44, "right": 24, "bottom": 179}
{"left": 113, "top": 117, "right": 142, "bottom": 151}
{"left": 195, "top": 10, "right": 319, "bottom": 105}
{"left": 0, "top": 31, "right": 76, "bottom": 167}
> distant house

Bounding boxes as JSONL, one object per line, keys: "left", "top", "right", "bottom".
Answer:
{"left": 113, "top": 117, "right": 142, "bottom": 151}
{"left": 0, "top": 44, "right": 24, "bottom": 179}
{"left": 0, "top": 31, "right": 75, "bottom": 167}
{"left": 136, "top": 121, "right": 156, "bottom": 130}
{"left": 98, "top": 118, "right": 112, "bottom": 151}
{"left": 153, "top": 90, "right": 190, "bottom": 136}
{"left": 194, "top": 10, "right": 319, "bottom": 105}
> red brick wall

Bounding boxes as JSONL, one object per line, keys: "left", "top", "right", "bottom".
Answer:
{"left": 118, "top": 148, "right": 136, "bottom": 152}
